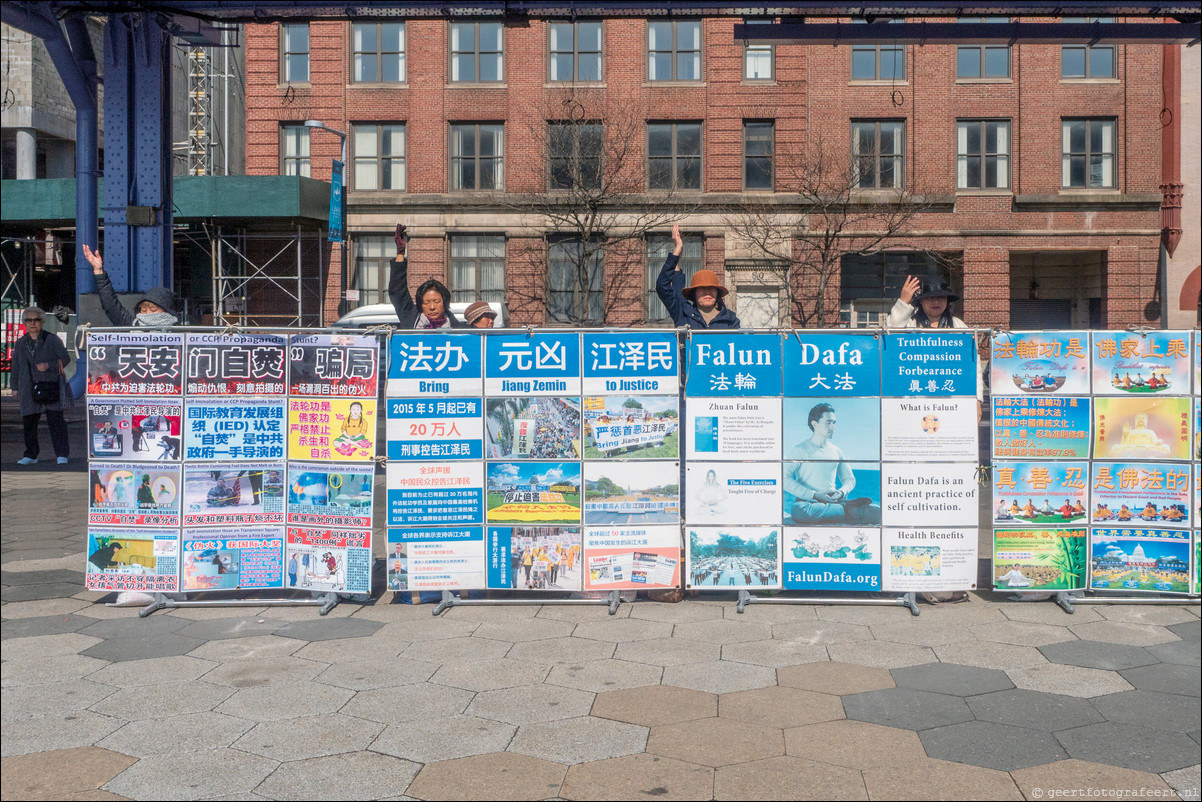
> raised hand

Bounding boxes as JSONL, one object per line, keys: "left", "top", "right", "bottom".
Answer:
{"left": 671, "top": 223, "right": 683, "bottom": 256}
{"left": 83, "top": 244, "right": 104, "bottom": 275}
{"left": 900, "top": 274, "right": 921, "bottom": 304}
{"left": 394, "top": 223, "right": 407, "bottom": 256}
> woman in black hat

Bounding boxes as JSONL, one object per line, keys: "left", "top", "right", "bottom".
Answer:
{"left": 886, "top": 275, "right": 966, "bottom": 329}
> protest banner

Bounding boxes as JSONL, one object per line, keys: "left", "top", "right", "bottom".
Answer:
{"left": 287, "top": 462, "right": 375, "bottom": 529}
{"left": 484, "top": 332, "right": 582, "bottom": 396}
{"left": 288, "top": 397, "right": 378, "bottom": 461}
{"left": 387, "top": 332, "right": 482, "bottom": 397}
{"left": 990, "top": 331, "right": 1090, "bottom": 397}
{"left": 582, "top": 332, "right": 679, "bottom": 396}
{"left": 387, "top": 462, "right": 483, "bottom": 526}
{"left": 288, "top": 333, "right": 378, "bottom": 397}
{"left": 86, "top": 527, "right": 179, "bottom": 593}
{"left": 182, "top": 525, "right": 285, "bottom": 591}
{"left": 583, "top": 396, "right": 679, "bottom": 458}
{"left": 584, "top": 462, "right": 679, "bottom": 525}
{"left": 783, "top": 526, "right": 881, "bottom": 591}
{"left": 285, "top": 525, "right": 372, "bottom": 594}
{"left": 389, "top": 398, "right": 484, "bottom": 460}
{"left": 184, "top": 397, "right": 286, "bottom": 461}
{"left": 1093, "top": 396, "right": 1191, "bottom": 461}
{"left": 387, "top": 527, "right": 486, "bottom": 591}
{"left": 881, "top": 527, "right": 977, "bottom": 591}
{"left": 880, "top": 396, "right": 977, "bottom": 462}
{"left": 486, "top": 461, "right": 582, "bottom": 525}
{"left": 1089, "top": 528, "right": 1191, "bottom": 594}
{"left": 686, "top": 397, "right": 782, "bottom": 461}
{"left": 87, "top": 331, "right": 183, "bottom": 396}
{"left": 89, "top": 463, "right": 181, "bottom": 527}
{"left": 992, "top": 528, "right": 1087, "bottom": 591}
{"left": 584, "top": 527, "right": 681, "bottom": 590}
{"left": 185, "top": 333, "right": 286, "bottom": 395}
{"left": 991, "top": 396, "right": 1092, "bottom": 460}
{"left": 86, "top": 398, "right": 182, "bottom": 461}
{"left": 881, "top": 463, "right": 978, "bottom": 528}
{"left": 487, "top": 526, "right": 582, "bottom": 590}
{"left": 687, "top": 462, "right": 782, "bottom": 527}
{"left": 1090, "top": 462, "right": 1192, "bottom": 528}
{"left": 182, "top": 462, "right": 285, "bottom": 526}
{"left": 782, "top": 333, "right": 880, "bottom": 397}
{"left": 992, "top": 462, "right": 1089, "bottom": 526}
{"left": 1091, "top": 331, "right": 1192, "bottom": 395}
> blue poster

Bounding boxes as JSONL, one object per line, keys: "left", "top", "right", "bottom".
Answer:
{"left": 386, "top": 398, "right": 483, "bottom": 460}
{"left": 992, "top": 462, "right": 1089, "bottom": 526}
{"left": 328, "top": 160, "right": 344, "bottom": 242}
{"left": 583, "top": 331, "right": 679, "bottom": 395}
{"left": 184, "top": 398, "right": 286, "bottom": 461}
{"left": 991, "top": 396, "right": 1092, "bottom": 460}
{"left": 990, "top": 331, "right": 1090, "bottom": 397}
{"left": 783, "top": 333, "right": 880, "bottom": 397}
{"left": 386, "top": 527, "right": 485, "bottom": 591}
{"left": 783, "top": 526, "right": 881, "bottom": 590}
{"left": 685, "top": 333, "right": 781, "bottom": 397}
{"left": 387, "top": 333, "right": 482, "bottom": 397}
{"left": 484, "top": 332, "right": 581, "bottom": 396}
{"left": 882, "top": 331, "right": 977, "bottom": 397}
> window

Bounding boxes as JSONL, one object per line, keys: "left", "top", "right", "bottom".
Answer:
{"left": 352, "top": 23, "right": 405, "bottom": 82}
{"left": 549, "top": 21, "right": 602, "bottom": 82}
{"left": 351, "top": 124, "right": 405, "bottom": 191}
{"left": 841, "top": 251, "right": 954, "bottom": 325}
{"left": 450, "top": 124, "right": 503, "bottom": 190}
{"left": 1062, "top": 119, "right": 1115, "bottom": 188}
{"left": 450, "top": 22, "right": 503, "bottom": 82}
{"left": 281, "top": 125, "right": 310, "bottom": 177}
{"left": 957, "top": 17, "right": 1010, "bottom": 78}
{"left": 851, "top": 19, "right": 904, "bottom": 81}
{"left": 851, "top": 121, "right": 903, "bottom": 189}
{"left": 648, "top": 20, "right": 701, "bottom": 81}
{"left": 743, "top": 20, "right": 773, "bottom": 80}
{"left": 1062, "top": 18, "right": 1115, "bottom": 78}
{"left": 648, "top": 122, "right": 701, "bottom": 190}
{"left": 957, "top": 120, "right": 1010, "bottom": 189}
{"left": 548, "top": 239, "right": 604, "bottom": 324}
{"left": 281, "top": 23, "right": 309, "bottom": 83}
{"left": 450, "top": 235, "right": 506, "bottom": 304}
{"left": 548, "top": 122, "right": 602, "bottom": 191}
{"left": 743, "top": 121, "right": 773, "bottom": 190}
{"left": 351, "top": 236, "right": 393, "bottom": 305}
{"left": 646, "top": 234, "right": 702, "bottom": 323}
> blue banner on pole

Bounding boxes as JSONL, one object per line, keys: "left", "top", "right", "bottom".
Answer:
{"left": 328, "top": 160, "right": 344, "bottom": 242}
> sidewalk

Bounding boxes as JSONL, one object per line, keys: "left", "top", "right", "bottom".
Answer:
{"left": 2, "top": 396, "right": 1198, "bottom": 801}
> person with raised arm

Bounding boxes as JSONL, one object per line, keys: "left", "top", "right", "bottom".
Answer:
{"left": 655, "top": 223, "right": 739, "bottom": 329}
{"left": 388, "top": 223, "right": 467, "bottom": 329}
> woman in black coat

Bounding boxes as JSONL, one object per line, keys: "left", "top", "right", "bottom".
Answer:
{"left": 388, "top": 224, "right": 468, "bottom": 329}
{"left": 11, "top": 306, "right": 72, "bottom": 465}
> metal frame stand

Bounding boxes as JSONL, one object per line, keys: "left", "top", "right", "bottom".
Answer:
{"left": 1053, "top": 591, "right": 1201, "bottom": 615}
{"left": 429, "top": 590, "right": 622, "bottom": 616}
{"left": 132, "top": 591, "right": 343, "bottom": 618}
{"left": 737, "top": 590, "right": 920, "bottom": 616}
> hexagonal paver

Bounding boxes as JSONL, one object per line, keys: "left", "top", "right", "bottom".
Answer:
{"left": 1, "top": 654, "right": 108, "bottom": 687}
{"left": 999, "top": 602, "right": 1103, "bottom": 625}
{"left": 89, "top": 681, "right": 235, "bottom": 720}
{"left": 0, "top": 613, "right": 94, "bottom": 640}
{"left": 173, "top": 617, "right": 287, "bottom": 641}
{"left": 647, "top": 718, "right": 784, "bottom": 767}
{"left": 314, "top": 657, "right": 437, "bottom": 691}
{"left": 374, "top": 617, "right": 479, "bottom": 642}
{"left": 508, "top": 716, "right": 647, "bottom": 764}
{"left": 673, "top": 619, "right": 772, "bottom": 644}
{"left": 536, "top": 604, "right": 631, "bottom": 622}
{"left": 0, "top": 597, "right": 90, "bottom": 619}
{"left": 1068, "top": 621, "right": 1181, "bottom": 647}
{"left": 103, "top": 748, "right": 279, "bottom": 800}
{"left": 506, "top": 637, "right": 615, "bottom": 666}
{"left": 80, "top": 634, "right": 205, "bottom": 663}
{"left": 217, "top": 679, "right": 353, "bottom": 721}
{"left": 431, "top": 657, "right": 550, "bottom": 692}
{"left": 1013, "top": 759, "right": 1175, "bottom": 800}
{"left": 369, "top": 716, "right": 516, "bottom": 764}
{"left": 614, "top": 637, "right": 721, "bottom": 667}
{"left": 400, "top": 637, "right": 512, "bottom": 664}
{"left": 1146, "top": 639, "right": 1201, "bottom": 667}
{"left": 1038, "top": 640, "right": 1158, "bottom": 671}
{"left": 1056, "top": 722, "right": 1202, "bottom": 774}
{"left": 546, "top": 659, "right": 662, "bottom": 693}
{"left": 0, "top": 746, "right": 137, "bottom": 800}
{"left": 1166, "top": 619, "right": 1200, "bottom": 642}
{"left": 721, "top": 638, "right": 827, "bottom": 669}
{"left": 573, "top": 619, "right": 673, "bottom": 643}
{"left": 75, "top": 616, "right": 189, "bottom": 639}
{"left": 0, "top": 711, "right": 124, "bottom": 758}
{"left": 203, "top": 656, "right": 324, "bottom": 688}
{"left": 714, "top": 755, "right": 867, "bottom": 800}
{"left": 920, "top": 720, "right": 1069, "bottom": 771}
{"left": 890, "top": 662, "right": 1014, "bottom": 697}
{"left": 343, "top": 683, "right": 475, "bottom": 725}
{"left": 861, "top": 757, "right": 1023, "bottom": 800}
{"left": 232, "top": 714, "right": 384, "bottom": 762}
{"left": 469, "top": 683, "right": 595, "bottom": 725}
{"left": 2, "top": 583, "right": 90, "bottom": 603}
{"left": 187, "top": 635, "right": 301, "bottom": 662}
{"left": 254, "top": 750, "right": 420, "bottom": 801}
{"left": 932, "top": 640, "right": 1049, "bottom": 670}
{"left": 0, "top": 632, "right": 102, "bottom": 660}
{"left": 870, "top": 622, "right": 977, "bottom": 647}
{"left": 967, "top": 688, "right": 1104, "bottom": 731}
{"left": 971, "top": 621, "right": 1076, "bottom": 647}
{"left": 87, "top": 655, "right": 217, "bottom": 687}
{"left": 96, "top": 711, "right": 253, "bottom": 757}
{"left": 273, "top": 617, "right": 384, "bottom": 642}
{"left": 1119, "top": 663, "right": 1201, "bottom": 696}
{"left": 842, "top": 688, "right": 973, "bottom": 731}
{"left": 1092, "top": 690, "right": 1202, "bottom": 732}
{"left": 1, "top": 680, "right": 116, "bottom": 721}
{"left": 662, "top": 661, "right": 776, "bottom": 695}
{"left": 293, "top": 632, "right": 411, "bottom": 663}
{"left": 772, "top": 620, "right": 872, "bottom": 644}
{"left": 1096, "top": 606, "right": 1199, "bottom": 626}
{"left": 784, "top": 720, "right": 927, "bottom": 769}
{"left": 1008, "top": 664, "right": 1133, "bottom": 698}
{"left": 777, "top": 661, "right": 894, "bottom": 695}
{"left": 469, "top": 619, "right": 575, "bottom": 642}
{"left": 591, "top": 685, "right": 717, "bottom": 727}
{"left": 826, "top": 641, "right": 937, "bottom": 669}
{"left": 405, "top": 752, "right": 566, "bottom": 801}
{"left": 561, "top": 753, "right": 714, "bottom": 801}
{"left": 630, "top": 601, "right": 725, "bottom": 624}
{"left": 1160, "top": 764, "right": 1200, "bottom": 800}
{"left": 719, "top": 686, "right": 843, "bottom": 729}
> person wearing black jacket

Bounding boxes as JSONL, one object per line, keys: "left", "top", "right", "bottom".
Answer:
{"left": 82, "top": 245, "right": 179, "bottom": 327}
{"left": 655, "top": 224, "right": 740, "bottom": 329}
{"left": 12, "top": 306, "right": 72, "bottom": 465}
{"left": 388, "top": 224, "right": 468, "bottom": 329}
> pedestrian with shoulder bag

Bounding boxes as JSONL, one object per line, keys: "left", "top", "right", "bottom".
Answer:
{"left": 12, "top": 307, "right": 73, "bottom": 465}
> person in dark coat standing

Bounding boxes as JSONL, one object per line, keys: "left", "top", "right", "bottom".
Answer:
{"left": 12, "top": 306, "right": 72, "bottom": 465}
{"left": 655, "top": 224, "right": 740, "bottom": 329}
{"left": 82, "top": 245, "right": 179, "bottom": 327}
{"left": 388, "top": 224, "right": 468, "bottom": 329}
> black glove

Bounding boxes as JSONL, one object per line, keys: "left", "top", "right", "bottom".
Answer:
{"left": 394, "top": 223, "right": 407, "bottom": 256}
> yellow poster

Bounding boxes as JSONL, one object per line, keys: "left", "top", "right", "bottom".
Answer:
{"left": 288, "top": 398, "right": 377, "bottom": 462}
{"left": 1093, "top": 397, "right": 1191, "bottom": 461}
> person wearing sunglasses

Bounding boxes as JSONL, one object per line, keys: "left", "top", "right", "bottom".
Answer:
{"left": 12, "top": 307, "right": 72, "bottom": 465}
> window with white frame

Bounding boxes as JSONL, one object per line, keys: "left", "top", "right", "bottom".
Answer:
{"left": 352, "top": 23, "right": 405, "bottom": 82}
{"left": 851, "top": 120, "right": 903, "bottom": 189}
{"left": 547, "top": 238, "right": 604, "bottom": 324}
{"left": 281, "top": 125, "right": 310, "bottom": 176}
{"left": 956, "top": 120, "right": 1010, "bottom": 189}
{"left": 1062, "top": 18, "right": 1115, "bottom": 78}
{"left": 450, "top": 123, "right": 504, "bottom": 191}
{"left": 351, "top": 124, "right": 405, "bottom": 191}
{"left": 351, "top": 235, "right": 393, "bottom": 305}
{"left": 1061, "top": 119, "right": 1115, "bottom": 188}
{"left": 450, "top": 235, "right": 506, "bottom": 304}
{"left": 646, "top": 234, "right": 702, "bottom": 323}
{"left": 281, "top": 23, "right": 309, "bottom": 82}
{"left": 450, "top": 22, "right": 503, "bottom": 82}
{"left": 549, "top": 21, "right": 602, "bottom": 82}
{"left": 647, "top": 20, "right": 701, "bottom": 81}
{"left": 743, "top": 20, "right": 773, "bottom": 80}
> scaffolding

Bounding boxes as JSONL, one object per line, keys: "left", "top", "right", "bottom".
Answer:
{"left": 205, "top": 224, "right": 327, "bottom": 328}
{"left": 187, "top": 46, "right": 214, "bottom": 176}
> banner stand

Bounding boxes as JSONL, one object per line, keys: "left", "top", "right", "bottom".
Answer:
{"left": 1052, "top": 591, "right": 1202, "bottom": 615}
{"left": 736, "top": 590, "right": 920, "bottom": 616}
{"left": 429, "top": 589, "right": 622, "bottom": 617}
{"left": 132, "top": 591, "right": 344, "bottom": 618}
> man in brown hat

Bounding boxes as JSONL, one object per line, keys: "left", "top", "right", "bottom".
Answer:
{"left": 655, "top": 224, "right": 740, "bottom": 329}
{"left": 464, "top": 300, "right": 498, "bottom": 328}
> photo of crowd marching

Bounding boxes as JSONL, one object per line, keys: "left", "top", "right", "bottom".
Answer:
{"left": 584, "top": 462, "right": 679, "bottom": 525}
{"left": 582, "top": 396, "right": 679, "bottom": 459}
{"left": 486, "top": 397, "right": 581, "bottom": 459}
{"left": 687, "top": 528, "right": 780, "bottom": 589}
{"left": 505, "top": 527, "right": 582, "bottom": 590}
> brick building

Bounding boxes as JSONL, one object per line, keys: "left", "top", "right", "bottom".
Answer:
{"left": 243, "top": 14, "right": 1171, "bottom": 330}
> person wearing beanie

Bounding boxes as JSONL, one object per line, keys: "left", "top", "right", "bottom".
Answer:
{"left": 388, "top": 223, "right": 467, "bottom": 329}
{"left": 83, "top": 245, "right": 179, "bottom": 327}
{"left": 464, "top": 300, "right": 498, "bottom": 328}
{"left": 654, "top": 224, "right": 740, "bottom": 329}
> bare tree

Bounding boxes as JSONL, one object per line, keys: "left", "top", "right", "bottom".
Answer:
{"left": 724, "top": 133, "right": 948, "bottom": 328}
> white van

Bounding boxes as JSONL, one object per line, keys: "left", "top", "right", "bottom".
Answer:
{"left": 332, "top": 301, "right": 507, "bottom": 330}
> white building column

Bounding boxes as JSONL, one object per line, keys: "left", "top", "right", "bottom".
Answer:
{"left": 15, "top": 128, "right": 37, "bottom": 179}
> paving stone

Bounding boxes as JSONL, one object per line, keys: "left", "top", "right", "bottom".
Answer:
{"left": 971, "top": 621, "right": 1077, "bottom": 647}
{"left": 173, "top": 617, "right": 288, "bottom": 641}
{"left": 826, "top": 641, "right": 937, "bottom": 669}
{"left": 842, "top": 687, "right": 973, "bottom": 731}
{"left": 272, "top": 617, "right": 385, "bottom": 642}
{"left": 1056, "top": 722, "right": 1202, "bottom": 774}
{"left": 217, "top": 679, "right": 354, "bottom": 721}
{"left": 932, "top": 640, "right": 1049, "bottom": 669}
{"left": 967, "top": 688, "right": 1104, "bottom": 731}
{"left": 1096, "top": 606, "right": 1200, "bottom": 625}
{"left": 468, "top": 683, "right": 595, "bottom": 725}
{"left": 0, "top": 613, "right": 94, "bottom": 639}
{"left": 203, "top": 656, "right": 325, "bottom": 688}
{"left": 1145, "top": 639, "right": 1201, "bottom": 667}
{"left": 368, "top": 617, "right": 479, "bottom": 642}
{"left": 405, "top": 751, "right": 566, "bottom": 800}
{"left": 662, "top": 660, "right": 776, "bottom": 695}
{"left": 259, "top": 602, "right": 359, "bottom": 621}
{"left": 432, "top": 657, "right": 551, "bottom": 691}
{"left": 1161, "top": 764, "right": 1201, "bottom": 801}
{"left": 647, "top": 717, "right": 784, "bottom": 766}
{"left": 815, "top": 606, "right": 923, "bottom": 626}
{"left": 1, "top": 582, "right": 87, "bottom": 602}
{"left": 772, "top": 620, "right": 873, "bottom": 644}
{"left": 1008, "top": 663, "right": 1134, "bottom": 698}
{"left": 999, "top": 603, "right": 1104, "bottom": 625}
{"left": 76, "top": 616, "right": 189, "bottom": 639}
{"left": 400, "top": 636, "right": 512, "bottom": 664}
{"left": 872, "top": 623, "right": 979, "bottom": 647}
{"left": 561, "top": 753, "right": 714, "bottom": 801}
{"left": 0, "top": 711, "right": 125, "bottom": 758}
{"left": 509, "top": 716, "right": 648, "bottom": 764}
{"left": 370, "top": 715, "right": 516, "bottom": 764}
{"left": 890, "top": 662, "right": 1014, "bottom": 696}
{"left": 614, "top": 637, "right": 721, "bottom": 666}
{"left": 713, "top": 755, "right": 867, "bottom": 801}
{"left": 233, "top": 713, "right": 384, "bottom": 761}
{"left": 1035, "top": 639, "right": 1158, "bottom": 671}
{"left": 0, "top": 568, "right": 85, "bottom": 586}
{"left": 1166, "top": 619, "right": 1201, "bottom": 642}
{"left": 96, "top": 711, "right": 253, "bottom": 757}
{"left": 89, "top": 680, "right": 234, "bottom": 720}
{"left": 0, "top": 632, "right": 101, "bottom": 659}
{"left": 314, "top": 657, "right": 437, "bottom": 691}
{"left": 861, "top": 757, "right": 1023, "bottom": 800}
{"left": 87, "top": 655, "right": 217, "bottom": 687}
{"left": 80, "top": 633, "right": 205, "bottom": 663}
{"left": 719, "top": 686, "right": 844, "bottom": 729}
{"left": 440, "top": 603, "right": 543, "bottom": 621}
{"left": 0, "top": 746, "right": 137, "bottom": 801}
{"left": 1068, "top": 621, "right": 1181, "bottom": 646}
{"left": 536, "top": 603, "right": 631, "bottom": 622}
{"left": 255, "top": 749, "right": 420, "bottom": 801}
{"left": 344, "top": 683, "right": 475, "bottom": 725}
{"left": 777, "top": 661, "right": 894, "bottom": 695}
{"left": 187, "top": 634, "right": 303, "bottom": 662}
{"left": 507, "top": 637, "right": 616, "bottom": 666}
{"left": 920, "top": 719, "right": 1070, "bottom": 771}
{"left": 470, "top": 619, "right": 576, "bottom": 642}
{"left": 1, "top": 653, "right": 107, "bottom": 687}
{"left": 629, "top": 601, "right": 726, "bottom": 623}
{"left": 546, "top": 659, "right": 663, "bottom": 693}
{"left": 294, "top": 633, "right": 412, "bottom": 663}
{"left": 784, "top": 720, "right": 927, "bottom": 769}
{"left": 165, "top": 606, "right": 270, "bottom": 620}
{"left": 1119, "top": 663, "right": 1202, "bottom": 696}
{"left": 721, "top": 638, "right": 828, "bottom": 668}
{"left": 1, "top": 679, "right": 116, "bottom": 721}
{"left": 1092, "top": 690, "right": 1202, "bottom": 732}
{"left": 1013, "top": 759, "right": 1176, "bottom": 801}
{"left": 673, "top": 618, "right": 772, "bottom": 644}
{"left": 591, "top": 685, "right": 717, "bottom": 727}
{"left": 573, "top": 618, "right": 673, "bottom": 643}
{"left": 103, "top": 748, "right": 278, "bottom": 800}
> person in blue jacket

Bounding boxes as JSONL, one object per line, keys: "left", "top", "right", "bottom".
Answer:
{"left": 655, "top": 224, "right": 740, "bottom": 328}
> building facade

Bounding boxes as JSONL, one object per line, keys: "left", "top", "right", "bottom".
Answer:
{"left": 243, "top": 15, "right": 1171, "bottom": 330}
